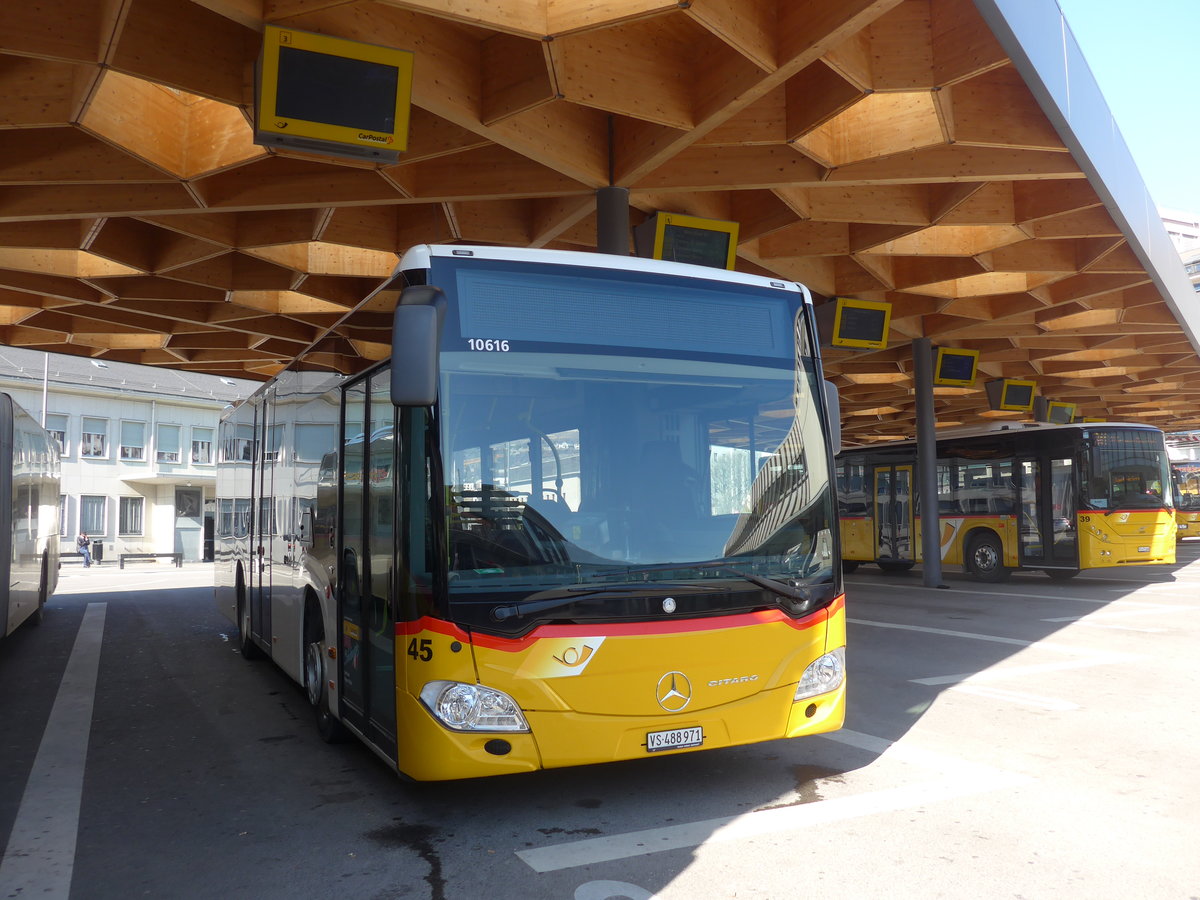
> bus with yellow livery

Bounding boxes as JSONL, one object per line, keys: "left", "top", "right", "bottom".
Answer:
{"left": 1171, "top": 459, "right": 1200, "bottom": 539}
{"left": 215, "top": 245, "right": 845, "bottom": 780}
{"left": 837, "top": 422, "right": 1176, "bottom": 582}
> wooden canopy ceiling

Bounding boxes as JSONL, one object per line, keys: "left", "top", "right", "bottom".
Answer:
{"left": 2, "top": 0, "right": 1198, "bottom": 442}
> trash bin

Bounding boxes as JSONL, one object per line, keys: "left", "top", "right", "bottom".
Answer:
{"left": 92, "top": 540, "right": 103, "bottom": 564}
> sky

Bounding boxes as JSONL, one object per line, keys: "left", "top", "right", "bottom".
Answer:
{"left": 1055, "top": 0, "right": 1200, "bottom": 216}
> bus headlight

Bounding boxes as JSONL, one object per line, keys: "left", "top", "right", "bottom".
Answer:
{"left": 419, "top": 681, "right": 530, "bottom": 732}
{"left": 794, "top": 647, "right": 845, "bottom": 702}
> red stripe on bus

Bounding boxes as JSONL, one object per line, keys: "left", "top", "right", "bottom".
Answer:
{"left": 395, "top": 598, "right": 843, "bottom": 652}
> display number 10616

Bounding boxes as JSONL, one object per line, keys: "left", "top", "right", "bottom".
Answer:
{"left": 467, "top": 338, "right": 510, "bottom": 352}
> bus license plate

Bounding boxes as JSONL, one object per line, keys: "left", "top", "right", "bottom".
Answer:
{"left": 1138, "top": 546, "right": 1150, "bottom": 553}
{"left": 646, "top": 726, "right": 703, "bottom": 753}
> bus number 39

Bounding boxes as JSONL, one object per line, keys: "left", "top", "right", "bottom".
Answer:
{"left": 467, "top": 339, "right": 510, "bottom": 352}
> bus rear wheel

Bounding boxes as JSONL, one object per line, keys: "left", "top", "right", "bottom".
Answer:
{"left": 966, "top": 532, "right": 1010, "bottom": 583}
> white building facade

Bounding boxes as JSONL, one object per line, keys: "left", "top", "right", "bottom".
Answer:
{"left": 0, "top": 347, "right": 257, "bottom": 564}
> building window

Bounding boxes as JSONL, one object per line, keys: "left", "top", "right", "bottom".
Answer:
{"left": 119, "top": 497, "right": 144, "bottom": 535}
{"left": 46, "top": 414, "right": 69, "bottom": 457}
{"left": 263, "top": 424, "right": 283, "bottom": 462}
{"left": 191, "top": 427, "right": 213, "bottom": 465}
{"left": 120, "top": 421, "right": 146, "bottom": 460}
{"left": 80, "top": 495, "right": 107, "bottom": 534}
{"left": 294, "top": 423, "right": 336, "bottom": 462}
{"left": 156, "top": 424, "right": 182, "bottom": 463}
{"left": 81, "top": 418, "right": 108, "bottom": 458}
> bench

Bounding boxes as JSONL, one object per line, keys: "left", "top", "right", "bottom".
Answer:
{"left": 118, "top": 552, "right": 183, "bottom": 569}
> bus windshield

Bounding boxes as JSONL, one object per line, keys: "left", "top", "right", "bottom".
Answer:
{"left": 1085, "top": 428, "right": 1173, "bottom": 511}
{"left": 432, "top": 258, "right": 835, "bottom": 619}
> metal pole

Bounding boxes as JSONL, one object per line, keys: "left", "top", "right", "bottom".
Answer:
{"left": 596, "top": 186, "right": 629, "bottom": 256}
{"left": 913, "top": 337, "right": 946, "bottom": 588}
{"left": 41, "top": 352, "right": 48, "bottom": 426}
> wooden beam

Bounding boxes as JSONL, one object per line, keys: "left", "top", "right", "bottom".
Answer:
{"left": 400, "top": 143, "right": 591, "bottom": 200}
{"left": 634, "top": 145, "right": 825, "bottom": 191}
{"left": 0, "top": 127, "right": 174, "bottom": 184}
{"left": 827, "top": 145, "right": 1082, "bottom": 184}
{"left": 700, "top": 88, "right": 786, "bottom": 146}
{"left": 783, "top": 61, "right": 864, "bottom": 142}
{"left": 108, "top": 0, "right": 259, "bottom": 105}
{"left": 481, "top": 33, "right": 556, "bottom": 125}
{"left": 930, "top": 0, "right": 1008, "bottom": 85}
{"left": 794, "top": 91, "right": 943, "bottom": 168}
{"left": 947, "top": 65, "right": 1065, "bottom": 150}
{"left": 684, "top": 0, "right": 776, "bottom": 72}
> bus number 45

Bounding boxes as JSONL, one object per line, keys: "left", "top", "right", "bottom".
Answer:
{"left": 407, "top": 638, "right": 433, "bottom": 661}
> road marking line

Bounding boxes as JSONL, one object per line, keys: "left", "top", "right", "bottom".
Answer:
{"left": 945, "top": 684, "right": 1080, "bottom": 710}
{"left": 848, "top": 617, "right": 1085, "bottom": 654}
{"left": 516, "top": 729, "right": 1028, "bottom": 874}
{"left": 0, "top": 602, "right": 107, "bottom": 899}
{"left": 1042, "top": 603, "right": 1194, "bottom": 623}
{"left": 911, "top": 653, "right": 1134, "bottom": 686}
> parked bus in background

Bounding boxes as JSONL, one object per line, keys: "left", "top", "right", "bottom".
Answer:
{"left": 837, "top": 422, "right": 1175, "bottom": 582}
{"left": 1171, "top": 459, "right": 1200, "bottom": 539}
{"left": 215, "top": 245, "right": 845, "bottom": 781}
{"left": 1, "top": 392, "right": 60, "bottom": 639}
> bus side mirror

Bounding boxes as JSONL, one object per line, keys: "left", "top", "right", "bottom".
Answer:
{"left": 823, "top": 380, "right": 841, "bottom": 457}
{"left": 391, "top": 286, "right": 446, "bottom": 407}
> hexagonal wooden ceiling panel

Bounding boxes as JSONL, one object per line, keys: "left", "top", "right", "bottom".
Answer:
{"left": 1, "top": 0, "right": 1198, "bottom": 442}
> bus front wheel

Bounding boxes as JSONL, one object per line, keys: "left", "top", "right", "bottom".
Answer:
{"left": 966, "top": 532, "right": 1010, "bottom": 583}
{"left": 304, "top": 610, "right": 347, "bottom": 744}
{"left": 236, "top": 569, "right": 263, "bottom": 660}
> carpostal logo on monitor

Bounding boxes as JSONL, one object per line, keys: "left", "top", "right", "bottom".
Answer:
{"left": 358, "top": 132, "right": 394, "bottom": 144}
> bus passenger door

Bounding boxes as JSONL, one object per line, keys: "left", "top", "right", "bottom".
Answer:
{"left": 874, "top": 465, "right": 914, "bottom": 562}
{"left": 250, "top": 389, "right": 276, "bottom": 647}
{"left": 1017, "top": 459, "right": 1044, "bottom": 566}
{"left": 337, "top": 373, "right": 398, "bottom": 760}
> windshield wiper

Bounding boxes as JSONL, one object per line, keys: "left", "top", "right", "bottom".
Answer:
{"left": 489, "top": 583, "right": 722, "bottom": 623}
{"left": 592, "top": 559, "right": 819, "bottom": 604}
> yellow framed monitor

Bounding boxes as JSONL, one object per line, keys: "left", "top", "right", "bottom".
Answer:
{"left": 815, "top": 297, "right": 892, "bottom": 351}
{"left": 985, "top": 378, "right": 1036, "bottom": 412}
{"left": 933, "top": 347, "right": 979, "bottom": 387}
{"left": 1045, "top": 401, "right": 1077, "bottom": 424}
{"left": 255, "top": 26, "right": 414, "bottom": 163}
{"left": 633, "top": 213, "right": 739, "bottom": 270}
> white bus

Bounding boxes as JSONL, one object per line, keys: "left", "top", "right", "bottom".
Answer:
{"left": 1, "top": 392, "right": 60, "bottom": 638}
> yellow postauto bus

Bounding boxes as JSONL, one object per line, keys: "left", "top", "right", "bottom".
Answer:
{"left": 1172, "top": 460, "right": 1200, "bottom": 539}
{"left": 837, "top": 422, "right": 1176, "bottom": 582}
{"left": 215, "top": 245, "right": 845, "bottom": 780}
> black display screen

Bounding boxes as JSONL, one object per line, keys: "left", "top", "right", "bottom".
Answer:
{"left": 276, "top": 46, "right": 397, "bottom": 133}
{"left": 1002, "top": 382, "right": 1033, "bottom": 408}
{"left": 937, "top": 351, "right": 976, "bottom": 382}
{"left": 1046, "top": 404, "right": 1073, "bottom": 423}
{"left": 837, "top": 304, "right": 887, "bottom": 344}
{"left": 660, "top": 224, "right": 731, "bottom": 269}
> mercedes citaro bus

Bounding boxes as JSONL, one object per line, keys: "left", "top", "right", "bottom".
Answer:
{"left": 215, "top": 245, "right": 846, "bottom": 780}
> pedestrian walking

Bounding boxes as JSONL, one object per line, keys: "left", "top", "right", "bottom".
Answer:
{"left": 77, "top": 531, "right": 92, "bottom": 567}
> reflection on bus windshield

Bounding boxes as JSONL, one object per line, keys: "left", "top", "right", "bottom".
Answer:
{"left": 440, "top": 353, "right": 834, "bottom": 587}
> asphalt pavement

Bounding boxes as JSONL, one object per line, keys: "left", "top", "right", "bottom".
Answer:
{"left": 2, "top": 547, "right": 1199, "bottom": 899}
